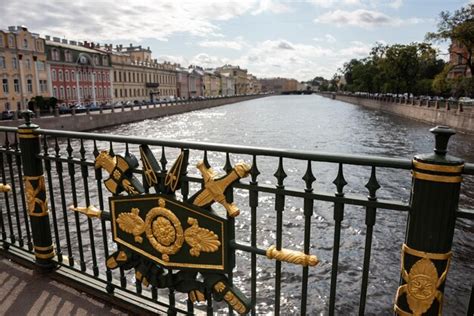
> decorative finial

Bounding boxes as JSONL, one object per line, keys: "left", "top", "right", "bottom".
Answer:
{"left": 20, "top": 110, "right": 35, "bottom": 127}
{"left": 430, "top": 126, "right": 455, "bottom": 156}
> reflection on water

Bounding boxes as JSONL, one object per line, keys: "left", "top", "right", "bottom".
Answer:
{"left": 12, "top": 95, "right": 471, "bottom": 314}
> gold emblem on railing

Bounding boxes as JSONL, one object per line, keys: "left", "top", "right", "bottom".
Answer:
{"left": 184, "top": 217, "right": 221, "bottom": 257}
{"left": 394, "top": 244, "right": 451, "bottom": 315}
{"left": 191, "top": 161, "right": 250, "bottom": 217}
{"left": 69, "top": 205, "right": 103, "bottom": 219}
{"left": 214, "top": 281, "right": 248, "bottom": 314}
{"left": 116, "top": 199, "right": 222, "bottom": 261}
{"left": 24, "top": 175, "right": 48, "bottom": 216}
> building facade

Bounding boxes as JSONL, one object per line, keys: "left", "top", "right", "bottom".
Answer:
{"left": 0, "top": 26, "right": 49, "bottom": 112}
{"left": 203, "top": 69, "right": 220, "bottom": 97}
{"left": 220, "top": 73, "right": 235, "bottom": 96}
{"left": 176, "top": 66, "right": 189, "bottom": 99}
{"left": 216, "top": 65, "right": 248, "bottom": 95}
{"left": 448, "top": 39, "right": 472, "bottom": 79}
{"left": 188, "top": 66, "right": 204, "bottom": 98}
{"left": 46, "top": 38, "right": 112, "bottom": 106}
{"left": 100, "top": 44, "right": 177, "bottom": 103}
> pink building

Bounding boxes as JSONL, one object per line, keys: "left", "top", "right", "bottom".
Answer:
{"left": 46, "top": 37, "right": 112, "bottom": 105}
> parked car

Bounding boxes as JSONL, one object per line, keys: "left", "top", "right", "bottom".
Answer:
{"left": 58, "top": 105, "right": 71, "bottom": 114}
{"left": 459, "top": 97, "right": 474, "bottom": 105}
{"left": 1, "top": 110, "right": 14, "bottom": 120}
{"left": 72, "top": 104, "right": 87, "bottom": 113}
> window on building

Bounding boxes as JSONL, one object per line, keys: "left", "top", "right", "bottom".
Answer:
{"left": 13, "top": 79, "right": 20, "bottom": 93}
{"left": 36, "top": 60, "right": 45, "bottom": 71}
{"left": 8, "top": 35, "right": 14, "bottom": 48}
{"left": 128, "top": 72, "right": 131, "bottom": 82}
{"left": 53, "top": 87, "right": 57, "bottom": 98}
{"left": 80, "top": 87, "right": 83, "bottom": 97}
{"left": 102, "top": 56, "right": 108, "bottom": 66}
{"left": 2, "top": 79, "right": 8, "bottom": 94}
{"left": 114, "top": 89, "right": 117, "bottom": 98}
{"left": 0, "top": 56, "right": 5, "bottom": 68}
{"left": 39, "top": 80, "right": 47, "bottom": 93}
{"left": 52, "top": 49, "right": 60, "bottom": 61}
{"left": 36, "top": 40, "right": 43, "bottom": 52}
{"left": 52, "top": 70, "right": 56, "bottom": 81}
{"left": 93, "top": 72, "right": 96, "bottom": 82}
{"left": 26, "top": 58, "right": 31, "bottom": 70}
{"left": 23, "top": 38, "right": 28, "bottom": 49}
{"left": 72, "top": 87, "right": 76, "bottom": 98}
{"left": 65, "top": 71, "right": 69, "bottom": 81}
{"left": 98, "top": 72, "right": 101, "bottom": 82}
{"left": 457, "top": 55, "right": 463, "bottom": 65}
{"left": 0, "top": 36, "right": 3, "bottom": 47}
{"left": 58, "top": 70, "right": 63, "bottom": 81}
{"left": 99, "top": 87, "right": 102, "bottom": 97}
{"left": 118, "top": 72, "right": 121, "bottom": 82}
{"left": 65, "top": 50, "right": 72, "bottom": 62}
{"left": 71, "top": 70, "right": 75, "bottom": 81}
{"left": 119, "top": 89, "right": 122, "bottom": 97}
{"left": 66, "top": 87, "right": 70, "bottom": 99}
{"left": 27, "top": 79, "right": 33, "bottom": 93}
{"left": 125, "top": 89, "right": 127, "bottom": 97}
{"left": 12, "top": 57, "right": 17, "bottom": 69}
{"left": 60, "top": 86, "right": 64, "bottom": 99}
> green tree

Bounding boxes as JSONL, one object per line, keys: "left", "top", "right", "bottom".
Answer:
{"left": 426, "top": 4, "right": 474, "bottom": 77}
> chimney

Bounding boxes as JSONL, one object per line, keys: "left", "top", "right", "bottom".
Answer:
{"left": 62, "top": 39, "right": 67, "bottom": 44}
{"left": 8, "top": 26, "right": 16, "bottom": 31}
{"left": 69, "top": 40, "right": 77, "bottom": 45}
{"left": 130, "top": 43, "right": 133, "bottom": 47}
{"left": 84, "top": 41, "right": 89, "bottom": 47}
{"left": 53, "top": 37, "right": 60, "bottom": 42}
{"left": 45, "top": 35, "right": 51, "bottom": 40}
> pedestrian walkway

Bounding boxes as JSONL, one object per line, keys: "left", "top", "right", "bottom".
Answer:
{"left": 0, "top": 255, "right": 126, "bottom": 316}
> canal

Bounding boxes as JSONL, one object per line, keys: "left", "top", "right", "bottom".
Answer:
{"left": 91, "top": 94, "right": 473, "bottom": 314}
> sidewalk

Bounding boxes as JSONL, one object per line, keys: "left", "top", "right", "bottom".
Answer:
{"left": 0, "top": 256, "right": 126, "bottom": 316}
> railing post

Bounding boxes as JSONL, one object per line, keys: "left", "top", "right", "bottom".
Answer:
{"left": 18, "top": 110, "right": 56, "bottom": 270}
{"left": 394, "top": 126, "right": 463, "bottom": 315}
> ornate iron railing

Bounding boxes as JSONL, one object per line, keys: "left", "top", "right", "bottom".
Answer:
{"left": 0, "top": 114, "right": 473, "bottom": 315}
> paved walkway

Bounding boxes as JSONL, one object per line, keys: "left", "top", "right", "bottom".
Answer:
{"left": 0, "top": 256, "right": 126, "bottom": 316}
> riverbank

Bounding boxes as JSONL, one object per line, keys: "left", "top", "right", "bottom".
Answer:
{"left": 0, "top": 94, "right": 267, "bottom": 132}
{"left": 318, "top": 93, "right": 474, "bottom": 134}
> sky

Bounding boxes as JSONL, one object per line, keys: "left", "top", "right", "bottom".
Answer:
{"left": 1, "top": 0, "right": 472, "bottom": 81}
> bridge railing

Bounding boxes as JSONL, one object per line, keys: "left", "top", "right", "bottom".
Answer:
{"left": 0, "top": 116, "right": 473, "bottom": 315}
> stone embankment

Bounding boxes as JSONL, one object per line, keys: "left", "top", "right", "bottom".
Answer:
{"left": 319, "top": 93, "right": 474, "bottom": 134}
{"left": 0, "top": 94, "right": 266, "bottom": 132}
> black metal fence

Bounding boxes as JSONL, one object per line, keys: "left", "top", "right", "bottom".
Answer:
{"left": 0, "top": 117, "right": 473, "bottom": 315}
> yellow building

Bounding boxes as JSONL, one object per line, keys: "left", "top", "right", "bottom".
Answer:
{"left": 203, "top": 69, "right": 220, "bottom": 97}
{"left": 0, "top": 26, "right": 49, "bottom": 112}
{"left": 99, "top": 44, "right": 177, "bottom": 103}
{"left": 216, "top": 65, "right": 248, "bottom": 95}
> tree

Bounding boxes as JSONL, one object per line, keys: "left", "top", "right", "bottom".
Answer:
{"left": 426, "top": 4, "right": 474, "bottom": 77}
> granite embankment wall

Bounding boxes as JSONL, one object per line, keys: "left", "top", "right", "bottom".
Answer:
{"left": 319, "top": 93, "right": 474, "bottom": 134}
{"left": 0, "top": 95, "right": 265, "bottom": 132}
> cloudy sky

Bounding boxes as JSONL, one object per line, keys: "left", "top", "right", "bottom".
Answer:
{"left": 2, "top": 0, "right": 472, "bottom": 80}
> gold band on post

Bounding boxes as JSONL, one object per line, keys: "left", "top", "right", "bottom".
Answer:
{"left": 402, "top": 243, "right": 452, "bottom": 261}
{"left": 266, "top": 245, "right": 319, "bottom": 267}
{"left": 412, "top": 171, "right": 462, "bottom": 183}
{"left": 34, "top": 244, "right": 54, "bottom": 252}
{"left": 413, "top": 160, "right": 464, "bottom": 173}
{"left": 35, "top": 251, "right": 55, "bottom": 259}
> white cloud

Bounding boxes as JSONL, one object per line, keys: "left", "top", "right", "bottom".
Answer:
{"left": 309, "top": 0, "right": 361, "bottom": 8}
{"left": 313, "top": 34, "right": 337, "bottom": 43}
{"left": 252, "top": 0, "right": 291, "bottom": 15}
{"left": 338, "top": 41, "right": 372, "bottom": 57}
{"left": 314, "top": 9, "right": 423, "bottom": 28}
{"left": 199, "top": 37, "right": 247, "bottom": 50}
{"left": 1, "top": 0, "right": 284, "bottom": 42}
{"left": 389, "top": 0, "right": 403, "bottom": 9}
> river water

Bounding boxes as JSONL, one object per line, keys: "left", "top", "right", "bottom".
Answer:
{"left": 91, "top": 95, "right": 473, "bottom": 315}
